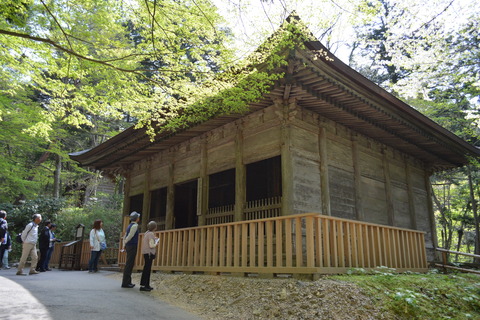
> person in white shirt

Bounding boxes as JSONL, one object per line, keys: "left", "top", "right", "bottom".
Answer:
{"left": 17, "top": 214, "right": 42, "bottom": 276}
{"left": 88, "top": 219, "right": 106, "bottom": 273}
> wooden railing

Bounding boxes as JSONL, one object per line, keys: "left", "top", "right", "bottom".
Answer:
{"left": 435, "top": 248, "right": 480, "bottom": 274}
{"left": 244, "top": 196, "right": 281, "bottom": 220}
{"left": 49, "top": 240, "right": 117, "bottom": 270}
{"left": 205, "top": 197, "right": 282, "bottom": 225}
{"left": 206, "top": 205, "right": 234, "bottom": 225}
{"left": 119, "top": 213, "right": 428, "bottom": 275}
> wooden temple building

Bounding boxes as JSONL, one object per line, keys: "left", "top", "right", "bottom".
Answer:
{"left": 70, "top": 17, "right": 480, "bottom": 276}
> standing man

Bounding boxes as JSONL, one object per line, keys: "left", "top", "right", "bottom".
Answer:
{"left": 43, "top": 223, "right": 58, "bottom": 271}
{"left": 2, "top": 228, "right": 11, "bottom": 269}
{"left": 17, "top": 213, "right": 42, "bottom": 276}
{"left": 121, "top": 211, "right": 140, "bottom": 288}
{"left": 37, "top": 220, "right": 52, "bottom": 272}
{"left": 0, "top": 210, "right": 8, "bottom": 268}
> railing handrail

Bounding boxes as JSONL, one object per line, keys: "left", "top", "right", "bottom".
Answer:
{"left": 436, "top": 247, "right": 480, "bottom": 259}
{"left": 152, "top": 212, "right": 426, "bottom": 235}
{"left": 62, "top": 239, "right": 82, "bottom": 247}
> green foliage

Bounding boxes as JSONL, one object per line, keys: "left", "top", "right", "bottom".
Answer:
{"left": 7, "top": 196, "right": 65, "bottom": 232}
{"left": 0, "top": 0, "right": 240, "bottom": 204}
{"left": 139, "top": 16, "right": 318, "bottom": 137}
{"left": 54, "top": 198, "right": 123, "bottom": 248}
{"left": 334, "top": 272, "right": 480, "bottom": 319}
{"left": 3, "top": 194, "right": 122, "bottom": 262}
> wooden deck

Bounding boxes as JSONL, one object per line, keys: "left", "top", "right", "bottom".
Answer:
{"left": 119, "top": 213, "right": 428, "bottom": 276}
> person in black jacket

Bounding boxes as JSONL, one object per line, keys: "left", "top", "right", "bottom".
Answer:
{"left": 37, "top": 220, "right": 52, "bottom": 272}
{"left": 43, "top": 224, "right": 59, "bottom": 271}
{"left": 0, "top": 210, "right": 7, "bottom": 268}
{"left": 121, "top": 212, "right": 140, "bottom": 288}
{"left": 2, "top": 229, "right": 11, "bottom": 269}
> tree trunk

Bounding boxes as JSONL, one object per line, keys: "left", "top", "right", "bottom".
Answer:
{"left": 467, "top": 166, "right": 480, "bottom": 263}
{"left": 455, "top": 227, "right": 464, "bottom": 262}
{"left": 53, "top": 154, "right": 61, "bottom": 199}
{"left": 432, "top": 189, "right": 452, "bottom": 249}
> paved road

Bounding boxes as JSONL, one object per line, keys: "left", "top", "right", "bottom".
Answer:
{"left": 0, "top": 267, "right": 200, "bottom": 320}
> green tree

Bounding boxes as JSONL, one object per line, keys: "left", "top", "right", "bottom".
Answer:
{"left": 0, "top": 0, "right": 235, "bottom": 203}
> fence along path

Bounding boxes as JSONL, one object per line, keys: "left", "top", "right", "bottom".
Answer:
{"left": 120, "top": 213, "right": 427, "bottom": 276}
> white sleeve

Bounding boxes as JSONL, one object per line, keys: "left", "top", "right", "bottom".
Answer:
{"left": 89, "top": 229, "right": 95, "bottom": 247}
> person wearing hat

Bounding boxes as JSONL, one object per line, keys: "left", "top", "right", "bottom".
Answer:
{"left": 121, "top": 211, "right": 140, "bottom": 288}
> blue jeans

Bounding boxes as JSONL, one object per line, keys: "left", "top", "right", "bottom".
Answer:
{"left": 43, "top": 246, "right": 54, "bottom": 270}
{"left": 88, "top": 250, "right": 102, "bottom": 271}
{"left": 2, "top": 249, "right": 9, "bottom": 267}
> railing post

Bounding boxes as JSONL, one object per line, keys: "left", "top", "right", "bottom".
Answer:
{"left": 442, "top": 251, "right": 448, "bottom": 273}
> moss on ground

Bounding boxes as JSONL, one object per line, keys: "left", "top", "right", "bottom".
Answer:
{"left": 331, "top": 269, "right": 480, "bottom": 319}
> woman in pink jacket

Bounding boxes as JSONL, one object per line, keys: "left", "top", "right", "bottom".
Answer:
{"left": 140, "top": 221, "right": 159, "bottom": 291}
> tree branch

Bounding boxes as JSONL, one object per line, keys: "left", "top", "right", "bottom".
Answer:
{"left": 0, "top": 29, "right": 214, "bottom": 77}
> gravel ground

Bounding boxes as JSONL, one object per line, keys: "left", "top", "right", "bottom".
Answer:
{"left": 113, "top": 272, "right": 398, "bottom": 320}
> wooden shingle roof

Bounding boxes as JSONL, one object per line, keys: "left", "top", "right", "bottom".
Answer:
{"left": 71, "top": 21, "right": 480, "bottom": 174}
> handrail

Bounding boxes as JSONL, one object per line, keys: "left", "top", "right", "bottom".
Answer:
{"left": 62, "top": 240, "right": 81, "bottom": 247}
{"left": 436, "top": 247, "right": 480, "bottom": 259}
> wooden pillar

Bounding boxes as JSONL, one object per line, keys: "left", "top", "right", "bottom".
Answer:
{"left": 351, "top": 135, "right": 362, "bottom": 220}
{"left": 425, "top": 166, "right": 438, "bottom": 247}
{"left": 165, "top": 152, "right": 175, "bottom": 230}
{"left": 122, "top": 172, "right": 132, "bottom": 216}
{"left": 382, "top": 148, "right": 394, "bottom": 226}
{"left": 235, "top": 122, "right": 245, "bottom": 222}
{"left": 122, "top": 172, "right": 132, "bottom": 231}
{"left": 405, "top": 158, "right": 417, "bottom": 229}
{"left": 281, "top": 99, "right": 296, "bottom": 216}
{"left": 198, "top": 138, "right": 208, "bottom": 226}
{"left": 141, "top": 162, "right": 152, "bottom": 232}
{"left": 319, "top": 127, "right": 331, "bottom": 216}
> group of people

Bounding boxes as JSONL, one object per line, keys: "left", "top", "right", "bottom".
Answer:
{"left": 15, "top": 213, "right": 59, "bottom": 275}
{"left": 0, "top": 211, "right": 60, "bottom": 275}
{"left": 87, "top": 211, "right": 158, "bottom": 291}
{"left": 121, "top": 211, "right": 159, "bottom": 292}
{"left": 1, "top": 210, "right": 57, "bottom": 274}
{"left": 0, "top": 210, "right": 12, "bottom": 269}
{"left": 1, "top": 208, "right": 159, "bottom": 292}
